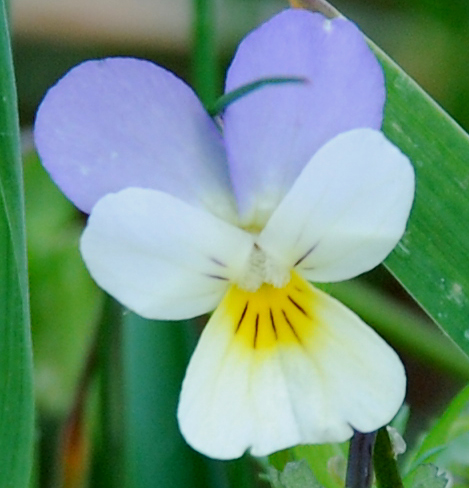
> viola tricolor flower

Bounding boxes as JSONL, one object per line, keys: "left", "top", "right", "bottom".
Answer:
{"left": 34, "top": 9, "right": 415, "bottom": 459}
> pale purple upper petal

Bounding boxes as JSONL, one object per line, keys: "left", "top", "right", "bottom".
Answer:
{"left": 34, "top": 57, "right": 237, "bottom": 220}
{"left": 223, "top": 9, "right": 385, "bottom": 228}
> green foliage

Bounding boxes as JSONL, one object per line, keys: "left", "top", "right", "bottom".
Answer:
{"left": 405, "top": 465, "right": 449, "bottom": 488}
{"left": 122, "top": 314, "right": 206, "bottom": 488}
{"left": 405, "top": 385, "right": 469, "bottom": 473}
{"left": 401, "top": 385, "right": 469, "bottom": 487}
{"left": 263, "top": 460, "right": 323, "bottom": 488}
{"left": 373, "top": 428, "right": 404, "bottom": 488}
{"left": 0, "top": 0, "right": 34, "bottom": 484}
{"left": 268, "top": 443, "right": 347, "bottom": 488}
{"left": 25, "top": 153, "right": 102, "bottom": 413}
{"left": 375, "top": 43, "right": 469, "bottom": 356}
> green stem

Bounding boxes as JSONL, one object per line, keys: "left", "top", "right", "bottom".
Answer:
{"left": 192, "top": 0, "right": 218, "bottom": 107}
{"left": 0, "top": 0, "right": 34, "bottom": 484}
{"left": 327, "top": 279, "right": 469, "bottom": 380}
{"left": 208, "top": 77, "right": 306, "bottom": 116}
{"left": 373, "top": 428, "right": 404, "bottom": 488}
{"left": 92, "top": 295, "right": 124, "bottom": 488}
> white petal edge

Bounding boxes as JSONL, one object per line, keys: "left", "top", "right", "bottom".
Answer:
{"left": 177, "top": 278, "right": 405, "bottom": 459}
{"left": 80, "top": 187, "right": 254, "bottom": 320}
{"left": 257, "top": 128, "right": 415, "bottom": 282}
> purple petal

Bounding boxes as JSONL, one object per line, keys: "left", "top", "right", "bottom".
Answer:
{"left": 34, "top": 58, "right": 236, "bottom": 218}
{"left": 223, "top": 9, "right": 385, "bottom": 227}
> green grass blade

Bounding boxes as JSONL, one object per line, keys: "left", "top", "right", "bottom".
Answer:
{"left": 373, "top": 428, "right": 404, "bottom": 488}
{"left": 377, "top": 46, "right": 469, "bottom": 356}
{"left": 0, "top": 0, "right": 34, "bottom": 485}
{"left": 122, "top": 315, "right": 218, "bottom": 488}
{"left": 404, "top": 384, "right": 469, "bottom": 474}
{"left": 291, "top": 0, "right": 469, "bottom": 357}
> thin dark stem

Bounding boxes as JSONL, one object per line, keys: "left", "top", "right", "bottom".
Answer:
{"left": 345, "top": 431, "right": 377, "bottom": 488}
{"left": 56, "top": 305, "right": 102, "bottom": 487}
{"left": 57, "top": 295, "right": 122, "bottom": 487}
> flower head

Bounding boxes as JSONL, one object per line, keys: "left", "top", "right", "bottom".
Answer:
{"left": 34, "top": 9, "right": 415, "bottom": 459}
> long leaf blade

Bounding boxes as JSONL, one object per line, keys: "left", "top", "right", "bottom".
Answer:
{"left": 0, "top": 0, "right": 34, "bottom": 485}
{"left": 378, "top": 47, "right": 469, "bottom": 355}
{"left": 122, "top": 315, "right": 221, "bottom": 488}
{"left": 291, "top": 0, "right": 469, "bottom": 356}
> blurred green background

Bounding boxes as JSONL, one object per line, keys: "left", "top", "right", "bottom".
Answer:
{"left": 10, "top": 0, "right": 469, "bottom": 486}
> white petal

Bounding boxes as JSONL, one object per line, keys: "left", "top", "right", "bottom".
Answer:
{"left": 80, "top": 188, "right": 254, "bottom": 319}
{"left": 257, "top": 128, "right": 415, "bottom": 282}
{"left": 177, "top": 273, "right": 405, "bottom": 459}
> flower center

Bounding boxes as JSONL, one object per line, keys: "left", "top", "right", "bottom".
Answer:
{"left": 224, "top": 271, "right": 319, "bottom": 352}
{"left": 237, "top": 243, "right": 290, "bottom": 292}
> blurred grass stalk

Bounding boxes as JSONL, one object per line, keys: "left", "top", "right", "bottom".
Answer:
{"left": 0, "top": 0, "right": 34, "bottom": 485}
{"left": 192, "top": 0, "right": 218, "bottom": 106}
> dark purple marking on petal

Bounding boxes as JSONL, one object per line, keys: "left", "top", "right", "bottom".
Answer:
{"left": 294, "top": 243, "right": 319, "bottom": 267}
{"left": 210, "top": 257, "right": 228, "bottom": 267}
{"left": 287, "top": 295, "right": 310, "bottom": 318}
{"left": 269, "top": 308, "right": 278, "bottom": 340}
{"left": 235, "top": 302, "right": 249, "bottom": 333}
{"left": 253, "top": 313, "right": 260, "bottom": 348}
{"left": 281, "top": 309, "right": 303, "bottom": 345}
{"left": 205, "top": 274, "right": 229, "bottom": 281}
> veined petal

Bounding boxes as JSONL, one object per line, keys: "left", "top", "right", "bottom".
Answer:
{"left": 80, "top": 188, "right": 254, "bottom": 319}
{"left": 34, "top": 57, "right": 237, "bottom": 221}
{"left": 258, "top": 129, "right": 415, "bottom": 283}
{"left": 223, "top": 9, "right": 385, "bottom": 228}
{"left": 178, "top": 272, "right": 405, "bottom": 459}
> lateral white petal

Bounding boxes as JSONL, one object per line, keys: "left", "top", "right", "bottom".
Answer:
{"left": 302, "top": 286, "right": 406, "bottom": 434}
{"left": 80, "top": 188, "right": 254, "bottom": 319}
{"left": 258, "top": 128, "right": 415, "bottom": 282}
{"left": 177, "top": 274, "right": 405, "bottom": 459}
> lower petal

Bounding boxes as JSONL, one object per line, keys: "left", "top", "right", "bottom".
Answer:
{"left": 177, "top": 273, "right": 405, "bottom": 459}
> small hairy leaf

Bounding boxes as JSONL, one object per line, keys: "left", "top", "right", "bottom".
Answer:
{"left": 408, "top": 464, "right": 449, "bottom": 488}
{"left": 263, "top": 460, "right": 323, "bottom": 488}
{"left": 405, "top": 385, "right": 469, "bottom": 473}
{"left": 281, "top": 460, "right": 323, "bottom": 488}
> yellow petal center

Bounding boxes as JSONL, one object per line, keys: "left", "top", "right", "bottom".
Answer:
{"left": 222, "top": 271, "right": 318, "bottom": 351}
